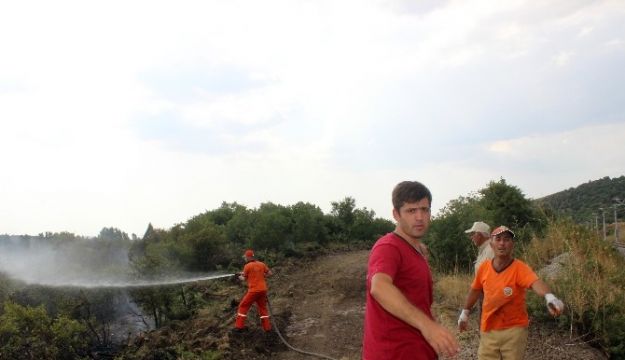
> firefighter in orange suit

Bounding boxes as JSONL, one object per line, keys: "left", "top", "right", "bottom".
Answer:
{"left": 234, "top": 249, "right": 273, "bottom": 332}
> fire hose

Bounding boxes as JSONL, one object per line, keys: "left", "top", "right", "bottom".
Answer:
{"left": 266, "top": 296, "right": 339, "bottom": 360}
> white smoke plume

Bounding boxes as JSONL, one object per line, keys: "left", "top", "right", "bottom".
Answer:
{"left": 0, "top": 235, "right": 231, "bottom": 288}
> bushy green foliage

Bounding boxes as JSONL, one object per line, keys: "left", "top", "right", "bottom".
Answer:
{"left": 0, "top": 273, "right": 12, "bottom": 305}
{"left": 224, "top": 205, "right": 255, "bottom": 246}
{"left": 328, "top": 196, "right": 393, "bottom": 244}
{"left": 205, "top": 201, "right": 246, "bottom": 226}
{"left": 0, "top": 302, "right": 88, "bottom": 359}
{"left": 135, "top": 196, "right": 390, "bottom": 271}
{"left": 426, "top": 179, "right": 547, "bottom": 272}
{"left": 178, "top": 222, "right": 229, "bottom": 271}
{"left": 130, "top": 286, "right": 186, "bottom": 328}
{"left": 251, "top": 202, "right": 292, "bottom": 250}
{"left": 290, "top": 202, "right": 328, "bottom": 245}
{"left": 426, "top": 195, "right": 487, "bottom": 272}
{"left": 479, "top": 179, "right": 547, "bottom": 237}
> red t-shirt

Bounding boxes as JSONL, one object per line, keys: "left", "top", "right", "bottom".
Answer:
{"left": 471, "top": 259, "right": 538, "bottom": 332}
{"left": 243, "top": 260, "right": 270, "bottom": 292}
{"left": 363, "top": 232, "right": 436, "bottom": 360}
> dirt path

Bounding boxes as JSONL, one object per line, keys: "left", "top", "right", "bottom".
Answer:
{"left": 268, "top": 250, "right": 368, "bottom": 360}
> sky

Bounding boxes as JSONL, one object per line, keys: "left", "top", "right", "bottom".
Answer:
{"left": 1, "top": 0, "right": 624, "bottom": 238}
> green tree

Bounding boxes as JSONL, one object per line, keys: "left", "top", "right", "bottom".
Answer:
{"left": 331, "top": 197, "right": 356, "bottom": 231}
{"left": 426, "top": 195, "right": 489, "bottom": 272}
{"left": 225, "top": 206, "right": 255, "bottom": 246}
{"left": 479, "top": 179, "right": 547, "bottom": 241}
{"left": 205, "top": 201, "right": 247, "bottom": 226}
{"left": 426, "top": 179, "right": 547, "bottom": 272}
{"left": 51, "top": 316, "right": 89, "bottom": 359}
{"left": 178, "top": 222, "right": 228, "bottom": 271}
{"left": 251, "top": 202, "right": 292, "bottom": 250}
{"left": 350, "top": 207, "right": 385, "bottom": 242}
{"left": 290, "top": 202, "right": 328, "bottom": 245}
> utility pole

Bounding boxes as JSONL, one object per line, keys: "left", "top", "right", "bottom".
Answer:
{"left": 600, "top": 208, "right": 606, "bottom": 241}
{"left": 615, "top": 205, "right": 619, "bottom": 244}
{"left": 613, "top": 197, "right": 625, "bottom": 244}
{"left": 595, "top": 214, "right": 599, "bottom": 237}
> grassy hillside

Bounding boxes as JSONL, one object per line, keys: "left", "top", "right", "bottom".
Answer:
{"left": 536, "top": 176, "right": 625, "bottom": 223}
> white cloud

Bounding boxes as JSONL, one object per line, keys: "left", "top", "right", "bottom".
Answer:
{"left": 605, "top": 38, "right": 624, "bottom": 48}
{"left": 482, "top": 122, "right": 625, "bottom": 197}
{"left": 552, "top": 50, "right": 574, "bottom": 66}
{"left": 578, "top": 26, "right": 594, "bottom": 37}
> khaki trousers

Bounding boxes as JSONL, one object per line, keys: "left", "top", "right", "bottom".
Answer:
{"left": 478, "top": 326, "right": 528, "bottom": 360}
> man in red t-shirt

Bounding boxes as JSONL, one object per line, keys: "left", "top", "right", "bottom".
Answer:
{"left": 458, "top": 226, "right": 565, "bottom": 359}
{"left": 363, "top": 181, "right": 459, "bottom": 360}
{"left": 234, "top": 249, "right": 273, "bottom": 332}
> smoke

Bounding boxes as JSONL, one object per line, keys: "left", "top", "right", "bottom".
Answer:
{"left": 0, "top": 235, "right": 231, "bottom": 288}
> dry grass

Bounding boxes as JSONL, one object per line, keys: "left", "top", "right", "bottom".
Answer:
{"left": 522, "top": 220, "right": 625, "bottom": 357}
{"left": 434, "top": 272, "right": 473, "bottom": 309}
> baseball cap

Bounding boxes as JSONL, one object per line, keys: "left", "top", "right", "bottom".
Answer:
{"left": 244, "top": 249, "right": 254, "bottom": 258}
{"left": 464, "top": 221, "right": 491, "bottom": 234}
{"left": 491, "top": 226, "right": 515, "bottom": 238}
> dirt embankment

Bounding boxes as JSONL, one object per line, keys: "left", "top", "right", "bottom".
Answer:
{"left": 124, "top": 250, "right": 607, "bottom": 359}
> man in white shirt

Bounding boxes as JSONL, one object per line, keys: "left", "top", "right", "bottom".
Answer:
{"left": 464, "top": 221, "right": 495, "bottom": 331}
{"left": 465, "top": 221, "right": 495, "bottom": 274}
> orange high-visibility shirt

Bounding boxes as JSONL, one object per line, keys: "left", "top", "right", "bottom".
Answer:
{"left": 471, "top": 259, "right": 538, "bottom": 332}
{"left": 243, "top": 260, "right": 270, "bottom": 292}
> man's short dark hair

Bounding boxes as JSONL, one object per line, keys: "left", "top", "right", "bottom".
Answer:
{"left": 392, "top": 181, "right": 432, "bottom": 211}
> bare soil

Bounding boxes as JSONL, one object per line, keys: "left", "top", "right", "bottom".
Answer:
{"left": 124, "top": 250, "right": 608, "bottom": 359}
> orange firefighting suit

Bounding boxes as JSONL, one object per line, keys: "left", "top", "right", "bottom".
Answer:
{"left": 235, "top": 259, "right": 272, "bottom": 331}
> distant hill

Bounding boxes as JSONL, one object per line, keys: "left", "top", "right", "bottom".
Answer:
{"left": 536, "top": 175, "right": 625, "bottom": 223}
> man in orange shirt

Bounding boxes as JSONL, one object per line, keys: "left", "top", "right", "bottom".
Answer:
{"left": 458, "top": 226, "right": 565, "bottom": 359}
{"left": 234, "top": 249, "right": 273, "bottom": 332}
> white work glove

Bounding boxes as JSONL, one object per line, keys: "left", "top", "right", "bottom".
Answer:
{"left": 545, "top": 293, "right": 564, "bottom": 316}
{"left": 237, "top": 272, "right": 245, "bottom": 281}
{"left": 457, "top": 309, "right": 470, "bottom": 331}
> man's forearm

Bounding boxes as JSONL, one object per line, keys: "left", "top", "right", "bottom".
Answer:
{"left": 370, "top": 273, "right": 434, "bottom": 331}
{"left": 463, "top": 288, "right": 482, "bottom": 311}
{"left": 530, "top": 279, "right": 551, "bottom": 297}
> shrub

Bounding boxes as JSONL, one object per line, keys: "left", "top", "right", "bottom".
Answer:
{"left": 523, "top": 219, "right": 625, "bottom": 358}
{"left": 0, "top": 301, "right": 89, "bottom": 359}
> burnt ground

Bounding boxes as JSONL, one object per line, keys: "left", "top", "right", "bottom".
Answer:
{"left": 122, "top": 250, "right": 608, "bottom": 360}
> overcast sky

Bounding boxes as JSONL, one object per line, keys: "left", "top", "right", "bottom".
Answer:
{"left": 1, "top": 0, "right": 624, "bottom": 238}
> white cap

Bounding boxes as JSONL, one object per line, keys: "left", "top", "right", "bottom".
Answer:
{"left": 464, "top": 221, "right": 491, "bottom": 235}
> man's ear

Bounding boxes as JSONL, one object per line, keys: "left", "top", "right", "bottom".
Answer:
{"left": 392, "top": 208, "right": 400, "bottom": 222}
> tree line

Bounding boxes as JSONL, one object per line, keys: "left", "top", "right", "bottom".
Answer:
{"left": 128, "top": 198, "right": 394, "bottom": 275}
{"left": 536, "top": 175, "right": 625, "bottom": 223}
